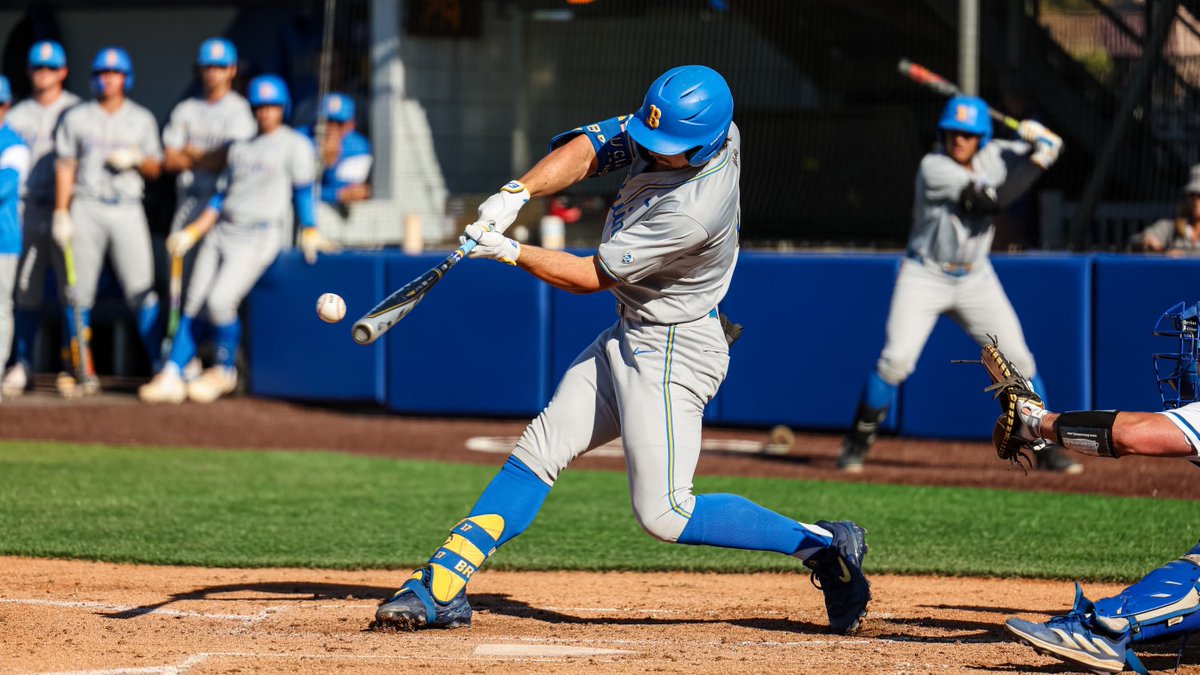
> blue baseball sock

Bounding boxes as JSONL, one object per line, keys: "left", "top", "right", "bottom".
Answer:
{"left": 865, "top": 370, "right": 897, "bottom": 410}
{"left": 213, "top": 319, "right": 240, "bottom": 370}
{"left": 467, "top": 455, "right": 552, "bottom": 546}
{"left": 12, "top": 309, "right": 37, "bottom": 367}
{"left": 676, "top": 493, "right": 832, "bottom": 555}
{"left": 167, "top": 315, "right": 196, "bottom": 372}
{"left": 137, "top": 301, "right": 161, "bottom": 365}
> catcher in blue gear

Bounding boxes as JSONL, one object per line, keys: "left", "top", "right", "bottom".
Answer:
{"left": 995, "top": 302, "right": 1200, "bottom": 673}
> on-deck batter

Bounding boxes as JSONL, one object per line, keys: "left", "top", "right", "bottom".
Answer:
{"left": 371, "top": 65, "right": 871, "bottom": 636}
{"left": 53, "top": 46, "right": 163, "bottom": 395}
{"left": 139, "top": 74, "right": 319, "bottom": 405}
{"left": 837, "top": 95, "right": 1078, "bottom": 473}
{"left": 2, "top": 41, "right": 80, "bottom": 397}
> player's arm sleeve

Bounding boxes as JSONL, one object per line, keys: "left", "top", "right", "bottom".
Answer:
{"left": 161, "top": 105, "right": 185, "bottom": 149}
{"left": 548, "top": 114, "right": 634, "bottom": 177}
{"left": 335, "top": 135, "right": 372, "bottom": 184}
{"left": 994, "top": 140, "right": 1042, "bottom": 207}
{"left": 1131, "top": 219, "right": 1174, "bottom": 248}
{"left": 919, "top": 154, "right": 971, "bottom": 203}
{"left": 595, "top": 210, "right": 708, "bottom": 284}
{"left": 54, "top": 111, "right": 77, "bottom": 161}
{"left": 0, "top": 143, "right": 31, "bottom": 202}
{"left": 292, "top": 136, "right": 318, "bottom": 229}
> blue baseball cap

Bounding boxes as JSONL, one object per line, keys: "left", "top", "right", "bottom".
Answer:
{"left": 29, "top": 40, "right": 67, "bottom": 69}
{"left": 321, "top": 93, "right": 355, "bottom": 123}
{"left": 197, "top": 38, "right": 237, "bottom": 67}
{"left": 0, "top": 76, "right": 11, "bottom": 104}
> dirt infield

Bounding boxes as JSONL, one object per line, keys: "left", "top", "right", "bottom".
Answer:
{"left": 2, "top": 390, "right": 1199, "bottom": 673}
{"left": 7, "top": 556, "right": 1200, "bottom": 675}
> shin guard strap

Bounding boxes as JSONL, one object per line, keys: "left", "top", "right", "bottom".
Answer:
{"left": 451, "top": 520, "right": 498, "bottom": 558}
{"left": 1055, "top": 410, "right": 1118, "bottom": 458}
{"left": 429, "top": 548, "right": 478, "bottom": 585}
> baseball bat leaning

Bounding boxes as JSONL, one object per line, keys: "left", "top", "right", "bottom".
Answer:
{"left": 896, "top": 59, "right": 1020, "bottom": 132}
{"left": 61, "top": 244, "right": 94, "bottom": 388}
{"left": 160, "top": 254, "right": 183, "bottom": 360}
{"left": 351, "top": 238, "right": 478, "bottom": 345}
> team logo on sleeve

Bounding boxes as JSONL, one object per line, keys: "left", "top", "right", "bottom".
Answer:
{"left": 622, "top": 251, "right": 635, "bottom": 264}
{"left": 647, "top": 105, "right": 661, "bottom": 129}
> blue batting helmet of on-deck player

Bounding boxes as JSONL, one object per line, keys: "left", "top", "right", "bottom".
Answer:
{"left": 91, "top": 46, "right": 134, "bottom": 92}
{"left": 321, "top": 93, "right": 355, "bottom": 123}
{"left": 625, "top": 65, "right": 734, "bottom": 167}
{"left": 197, "top": 37, "right": 237, "bottom": 67}
{"left": 938, "top": 95, "right": 992, "bottom": 147}
{"left": 28, "top": 40, "right": 67, "bottom": 69}
{"left": 1153, "top": 301, "right": 1200, "bottom": 409}
{"left": 247, "top": 74, "right": 291, "bottom": 117}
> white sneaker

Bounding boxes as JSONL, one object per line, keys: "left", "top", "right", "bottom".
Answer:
{"left": 187, "top": 367, "right": 237, "bottom": 404}
{"left": 2, "top": 363, "right": 28, "bottom": 398}
{"left": 138, "top": 369, "right": 187, "bottom": 404}
{"left": 183, "top": 357, "right": 203, "bottom": 382}
{"left": 55, "top": 371, "right": 78, "bottom": 398}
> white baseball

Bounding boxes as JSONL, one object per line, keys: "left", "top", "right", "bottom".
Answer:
{"left": 316, "top": 293, "right": 346, "bottom": 323}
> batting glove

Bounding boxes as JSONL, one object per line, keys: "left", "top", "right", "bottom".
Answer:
{"left": 476, "top": 180, "right": 530, "bottom": 235}
{"left": 461, "top": 222, "right": 520, "bottom": 265}
{"left": 1017, "top": 120, "right": 1063, "bottom": 170}
{"left": 166, "top": 225, "right": 202, "bottom": 257}
{"left": 51, "top": 209, "right": 74, "bottom": 249}
{"left": 105, "top": 148, "right": 144, "bottom": 172}
{"left": 300, "top": 227, "right": 339, "bottom": 265}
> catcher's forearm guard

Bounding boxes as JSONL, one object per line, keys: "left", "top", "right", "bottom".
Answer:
{"left": 1055, "top": 410, "right": 1117, "bottom": 458}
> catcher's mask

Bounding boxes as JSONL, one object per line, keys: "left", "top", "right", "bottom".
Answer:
{"left": 1153, "top": 301, "right": 1200, "bottom": 409}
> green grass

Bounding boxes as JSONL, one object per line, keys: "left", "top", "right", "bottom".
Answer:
{"left": 0, "top": 441, "right": 1195, "bottom": 582}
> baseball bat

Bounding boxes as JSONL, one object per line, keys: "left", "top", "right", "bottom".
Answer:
{"left": 61, "top": 244, "right": 94, "bottom": 388}
{"left": 351, "top": 239, "right": 477, "bottom": 345}
{"left": 160, "top": 254, "right": 183, "bottom": 360}
{"left": 896, "top": 59, "right": 1020, "bottom": 131}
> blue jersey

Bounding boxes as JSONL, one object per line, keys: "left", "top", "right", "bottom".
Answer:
{"left": 0, "top": 124, "right": 30, "bottom": 254}
{"left": 301, "top": 126, "right": 372, "bottom": 205}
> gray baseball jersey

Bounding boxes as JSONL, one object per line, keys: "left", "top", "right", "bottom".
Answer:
{"left": 1131, "top": 218, "right": 1200, "bottom": 253}
{"left": 55, "top": 99, "right": 162, "bottom": 202}
{"left": 907, "top": 139, "right": 1041, "bottom": 267}
{"left": 596, "top": 123, "right": 742, "bottom": 324}
{"left": 162, "top": 92, "right": 255, "bottom": 206}
{"left": 217, "top": 127, "right": 315, "bottom": 232}
{"left": 7, "top": 91, "right": 80, "bottom": 200}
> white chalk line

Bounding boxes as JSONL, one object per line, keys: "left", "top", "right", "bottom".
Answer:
{"left": 0, "top": 597, "right": 285, "bottom": 622}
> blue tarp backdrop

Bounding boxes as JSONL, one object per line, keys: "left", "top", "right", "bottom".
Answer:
{"left": 246, "top": 250, "right": 1194, "bottom": 440}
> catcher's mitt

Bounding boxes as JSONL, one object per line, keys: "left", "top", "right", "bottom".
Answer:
{"left": 958, "top": 336, "right": 1047, "bottom": 468}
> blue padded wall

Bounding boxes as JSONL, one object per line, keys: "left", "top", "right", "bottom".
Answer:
{"left": 900, "top": 255, "right": 1091, "bottom": 439}
{"left": 246, "top": 250, "right": 385, "bottom": 401}
{"left": 383, "top": 253, "right": 549, "bottom": 416}
{"left": 718, "top": 253, "right": 901, "bottom": 429}
{"left": 1093, "top": 255, "right": 1200, "bottom": 411}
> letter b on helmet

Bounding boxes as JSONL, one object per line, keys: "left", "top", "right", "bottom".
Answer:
{"left": 626, "top": 65, "right": 734, "bottom": 167}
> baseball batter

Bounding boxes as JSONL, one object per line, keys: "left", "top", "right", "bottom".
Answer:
{"left": 0, "top": 77, "right": 32, "bottom": 402}
{"left": 54, "top": 46, "right": 163, "bottom": 394}
{"left": 1001, "top": 301, "right": 1200, "bottom": 674}
{"left": 140, "top": 75, "right": 318, "bottom": 404}
{"left": 837, "top": 95, "right": 1078, "bottom": 473}
{"left": 373, "top": 66, "right": 871, "bottom": 636}
{"left": 2, "top": 41, "right": 80, "bottom": 398}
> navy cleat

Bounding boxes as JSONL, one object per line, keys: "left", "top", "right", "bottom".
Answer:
{"left": 805, "top": 520, "right": 871, "bottom": 634}
{"left": 1004, "top": 584, "right": 1137, "bottom": 675}
{"left": 373, "top": 566, "right": 473, "bottom": 631}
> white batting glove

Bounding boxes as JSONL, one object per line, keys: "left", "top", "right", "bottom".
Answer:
{"left": 1018, "top": 120, "right": 1063, "bottom": 170}
{"left": 166, "top": 225, "right": 201, "bottom": 257}
{"left": 300, "top": 227, "right": 340, "bottom": 265}
{"left": 51, "top": 209, "right": 73, "bottom": 249}
{"left": 461, "top": 222, "right": 520, "bottom": 265}
{"left": 475, "top": 180, "right": 530, "bottom": 235}
{"left": 105, "top": 148, "right": 144, "bottom": 172}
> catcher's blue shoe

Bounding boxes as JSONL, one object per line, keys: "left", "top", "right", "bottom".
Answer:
{"left": 805, "top": 520, "right": 871, "bottom": 634}
{"left": 373, "top": 566, "right": 472, "bottom": 631}
{"left": 1004, "top": 584, "right": 1143, "bottom": 675}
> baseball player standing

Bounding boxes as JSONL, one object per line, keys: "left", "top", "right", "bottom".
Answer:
{"left": 2, "top": 41, "right": 80, "bottom": 398}
{"left": 53, "top": 46, "right": 163, "bottom": 395}
{"left": 139, "top": 75, "right": 319, "bottom": 404}
{"left": 1000, "top": 301, "right": 1200, "bottom": 673}
{"left": 837, "top": 95, "right": 1080, "bottom": 474}
{"left": 0, "top": 77, "right": 32, "bottom": 402}
{"left": 372, "top": 65, "right": 871, "bottom": 636}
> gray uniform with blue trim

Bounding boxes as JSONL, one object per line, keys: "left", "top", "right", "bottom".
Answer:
{"left": 512, "top": 118, "right": 740, "bottom": 542}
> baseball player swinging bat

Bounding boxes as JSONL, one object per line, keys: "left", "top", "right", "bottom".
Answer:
{"left": 897, "top": 59, "right": 1020, "bottom": 131}
{"left": 351, "top": 239, "right": 477, "bottom": 345}
{"left": 61, "top": 245, "right": 94, "bottom": 391}
{"left": 160, "top": 254, "right": 183, "bottom": 359}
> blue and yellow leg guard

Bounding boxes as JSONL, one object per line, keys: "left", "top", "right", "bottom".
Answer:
{"left": 426, "top": 515, "right": 503, "bottom": 604}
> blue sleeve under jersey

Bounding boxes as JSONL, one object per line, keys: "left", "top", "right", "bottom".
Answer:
{"left": 293, "top": 183, "right": 316, "bottom": 229}
{"left": 548, "top": 114, "right": 633, "bottom": 177}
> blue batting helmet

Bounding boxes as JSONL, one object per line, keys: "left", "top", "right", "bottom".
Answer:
{"left": 197, "top": 38, "right": 237, "bottom": 67}
{"left": 321, "top": 93, "right": 355, "bottom": 123}
{"left": 91, "top": 46, "right": 134, "bottom": 92}
{"left": 0, "top": 76, "right": 11, "bottom": 105}
{"left": 938, "top": 95, "right": 992, "bottom": 147}
{"left": 625, "top": 65, "right": 734, "bottom": 167}
{"left": 1153, "top": 302, "right": 1200, "bottom": 409}
{"left": 28, "top": 40, "right": 67, "bottom": 69}
{"left": 248, "top": 74, "right": 291, "bottom": 117}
